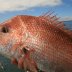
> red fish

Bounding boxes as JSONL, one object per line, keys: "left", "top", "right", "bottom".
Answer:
{"left": 0, "top": 12, "right": 72, "bottom": 72}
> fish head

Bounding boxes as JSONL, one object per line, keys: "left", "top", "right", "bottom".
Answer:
{"left": 0, "top": 15, "right": 45, "bottom": 72}
{"left": 0, "top": 16, "right": 26, "bottom": 59}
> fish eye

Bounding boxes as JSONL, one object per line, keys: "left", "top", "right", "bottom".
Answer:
{"left": 1, "top": 26, "right": 9, "bottom": 33}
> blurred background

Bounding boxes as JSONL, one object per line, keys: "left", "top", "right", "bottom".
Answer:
{"left": 0, "top": 0, "right": 72, "bottom": 29}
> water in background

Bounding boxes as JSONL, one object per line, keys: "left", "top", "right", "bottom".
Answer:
{"left": 64, "top": 21, "right": 72, "bottom": 30}
{"left": 0, "top": 55, "right": 24, "bottom": 72}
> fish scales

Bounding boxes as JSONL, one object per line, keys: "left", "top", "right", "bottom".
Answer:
{"left": 0, "top": 13, "right": 72, "bottom": 72}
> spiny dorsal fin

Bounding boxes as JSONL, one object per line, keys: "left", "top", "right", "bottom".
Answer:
{"left": 39, "top": 11, "right": 72, "bottom": 37}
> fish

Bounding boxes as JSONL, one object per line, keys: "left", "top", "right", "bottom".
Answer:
{"left": 0, "top": 12, "right": 72, "bottom": 72}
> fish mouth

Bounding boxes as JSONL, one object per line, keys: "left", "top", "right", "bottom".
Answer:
{"left": 0, "top": 45, "right": 11, "bottom": 58}
{"left": 0, "top": 45, "right": 20, "bottom": 61}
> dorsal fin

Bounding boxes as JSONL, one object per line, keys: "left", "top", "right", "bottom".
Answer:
{"left": 39, "top": 11, "right": 72, "bottom": 37}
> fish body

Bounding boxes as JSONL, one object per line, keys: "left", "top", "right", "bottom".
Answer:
{"left": 0, "top": 14, "right": 72, "bottom": 72}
